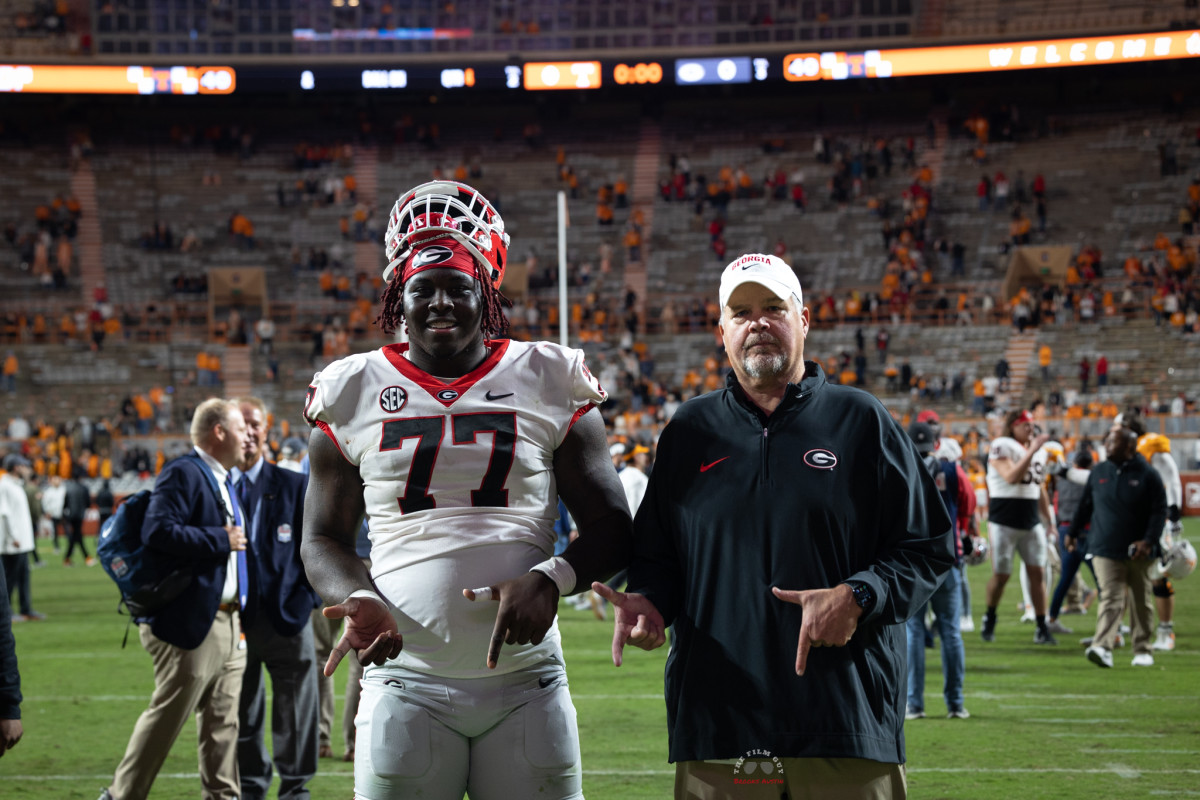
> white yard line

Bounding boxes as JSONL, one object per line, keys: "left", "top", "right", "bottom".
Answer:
{"left": 13, "top": 766, "right": 1200, "bottom": 782}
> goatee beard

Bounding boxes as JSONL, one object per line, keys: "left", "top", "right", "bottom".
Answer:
{"left": 743, "top": 352, "right": 788, "bottom": 379}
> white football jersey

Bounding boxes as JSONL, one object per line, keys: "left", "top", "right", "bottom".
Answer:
{"left": 305, "top": 339, "right": 605, "bottom": 678}
{"left": 617, "top": 465, "right": 649, "bottom": 516}
{"left": 986, "top": 436, "right": 1042, "bottom": 500}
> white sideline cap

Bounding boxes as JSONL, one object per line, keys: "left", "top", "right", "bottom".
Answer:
{"left": 719, "top": 253, "right": 803, "bottom": 309}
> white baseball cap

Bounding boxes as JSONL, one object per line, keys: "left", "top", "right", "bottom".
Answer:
{"left": 719, "top": 253, "right": 803, "bottom": 309}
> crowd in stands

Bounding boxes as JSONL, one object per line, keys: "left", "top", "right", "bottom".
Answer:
{"left": 5, "top": 191, "right": 82, "bottom": 291}
{"left": 2, "top": 100, "right": 1198, "bottom": 456}
{"left": 8, "top": 0, "right": 72, "bottom": 40}
{"left": 2, "top": 394, "right": 304, "bottom": 483}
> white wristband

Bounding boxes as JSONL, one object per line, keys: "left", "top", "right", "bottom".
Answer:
{"left": 347, "top": 588, "right": 388, "bottom": 608}
{"left": 530, "top": 556, "right": 577, "bottom": 596}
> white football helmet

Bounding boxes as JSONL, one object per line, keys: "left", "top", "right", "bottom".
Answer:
{"left": 966, "top": 535, "right": 989, "bottom": 567}
{"left": 935, "top": 437, "right": 963, "bottom": 462}
{"left": 383, "top": 180, "right": 509, "bottom": 287}
{"left": 1148, "top": 539, "right": 1197, "bottom": 581}
{"left": 1038, "top": 440, "right": 1067, "bottom": 471}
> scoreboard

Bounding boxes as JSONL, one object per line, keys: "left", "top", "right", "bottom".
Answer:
{"left": 2, "top": 29, "right": 1197, "bottom": 96}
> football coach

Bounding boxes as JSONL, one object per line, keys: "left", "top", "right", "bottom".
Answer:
{"left": 595, "top": 253, "right": 955, "bottom": 799}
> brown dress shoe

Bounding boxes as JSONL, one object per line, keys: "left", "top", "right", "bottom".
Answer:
{"left": 318, "top": 745, "right": 334, "bottom": 759}
{"left": 342, "top": 748, "right": 354, "bottom": 763}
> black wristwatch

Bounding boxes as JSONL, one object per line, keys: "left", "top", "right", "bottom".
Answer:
{"left": 845, "top": 581, "right": 875, "bottom": 613}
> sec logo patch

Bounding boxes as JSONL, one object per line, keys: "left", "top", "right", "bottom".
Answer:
{"left": 380, "top": 386, "right": 408, "bottom": 413}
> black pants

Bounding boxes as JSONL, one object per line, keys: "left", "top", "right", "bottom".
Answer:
{"left": 63, "top": 517, "right": 89, "bottom": 561}
{"left": 2, "top": 552, "right": 32, "bottom": 615}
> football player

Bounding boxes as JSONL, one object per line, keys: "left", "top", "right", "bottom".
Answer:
{"left": 982, "top": 409, "right": 1058, "bottom": 644}
{"left": 1114, "top": 410, "right": 1184, "bottom": 651}
{"left": 300, "top": 181, "right": 633, "bottom": 800}
{"left": 1017, "top": 435, "right": 1078, "bottom": 626}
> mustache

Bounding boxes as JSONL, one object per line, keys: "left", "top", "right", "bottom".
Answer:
{"left": 744, "top": 334, "right": 779, "bottom": 348}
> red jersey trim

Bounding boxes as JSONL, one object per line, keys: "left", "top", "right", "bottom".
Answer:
{"left": 566, "top": 402, "right": 596, "bottom": 436}
{"left": 313, "top": 420, "right": 352, "bottom": 464}
{"left": 381, "top": 340, "right": 512, "bottom": 408}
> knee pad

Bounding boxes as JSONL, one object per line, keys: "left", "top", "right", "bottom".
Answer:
{"left": 1152, "top": 579, "right": 1174, "bottom": 599}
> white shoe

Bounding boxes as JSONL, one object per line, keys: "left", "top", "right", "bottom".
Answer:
{"left": 1152, "top": 627, "right": 1176, "bottom": 652}
{"left": 1086, "top": 633, "right": 1125, "bottom": 648}
{"left": 1119, "top": 623, "right": 1131, "bottom": 635}
{"left": 1047, "top": 619, "right": 1073, "bottom": 635}
{"left": 1086, "top": 645, "right": 1113, "bottom": 668}
{"left": 1131, "top": 653, "right": 1155, "bottom": 667}
{"left": 588, "top": 591, "right": 607, "bottom": 621}
{"left": 1019, "top": 611, "right": 1036, "bottom": 624}
{"left": 959, "top": 617, "right": 975, "bottom": 633}
{"left": 947, "top": 708, "right": 971, "bottom": 719}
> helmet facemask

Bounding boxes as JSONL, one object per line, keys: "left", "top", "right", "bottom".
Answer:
{"left": 384, "top": 181, "right": 509, "bottom": 288}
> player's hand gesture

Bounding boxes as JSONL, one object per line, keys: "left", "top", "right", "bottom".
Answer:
{"left": 464, "top": 571, "right": 560, "bottom": 669}
{"left": 771, "top": 585, "right": 861, "bottom": 676}
{"left": 591, "top": 582, "right": 666, "bottom": 666}
{"left": 321, "top": 594, "right": 403, "bottom": 677}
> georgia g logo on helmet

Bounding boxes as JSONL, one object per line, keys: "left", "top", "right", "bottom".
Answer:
{"left": 411, "top": 245, "right": 455, "bottom": 269}
{"left": 383, "top": 181, "right": 510, "bottom": 288}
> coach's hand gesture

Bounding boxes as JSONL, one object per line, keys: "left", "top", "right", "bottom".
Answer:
{"left": 772, "top": 585, "right": 862, "bottom": 676}
{"left": 591, "top": 582, "right": 666, "bottom": 667}
{"left": 321, "top": 593, "right": 402, "bottom": 676}
{"left": 464, "top": 571, "right": 559, "bottom": 670}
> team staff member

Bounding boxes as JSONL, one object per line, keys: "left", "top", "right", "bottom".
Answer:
{"left": 100, "top": 399, "right": 250, "bottom": 800}
{"left": 1116, "top": 411, "right": 1184, "bottom": 651}
{"left": 301, "top": 181, "right": 633, "bottom": 799}
{"left": 904, "top": 422, "right": 969, "bottom": 722}
{"left": 1046, "top": 450, "right": 1098, "bottom": 634}
{"left": 981, "top": 410, "right": 1057, "bottom": 645}
{"left": 232, "top": 397, "right": 321, "bottom": 800}
{"left": 0, "top": 512, "right": 22, "bottom": 757}
{"left": 596, "top": 254, "right": 954, "bottom": 799}
{"left": 1068, "top": 426, "right": 1167, "bottom": 668}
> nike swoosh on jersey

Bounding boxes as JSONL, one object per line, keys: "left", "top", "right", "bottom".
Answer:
{"left": 485, "top": 390, "right": 514, "bottom": 401}
{"left": 699, "top": 457, "right": 729, "bottom": 472}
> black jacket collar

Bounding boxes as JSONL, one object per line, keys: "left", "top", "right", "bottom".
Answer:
{"left": 726, "top": 360, "right": 826, "bottom": 424}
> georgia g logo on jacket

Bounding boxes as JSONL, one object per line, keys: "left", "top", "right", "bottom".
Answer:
{"left": 803, "top": 449, "right": 838, "bottom": 470}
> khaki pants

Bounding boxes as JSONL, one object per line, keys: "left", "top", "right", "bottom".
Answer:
{"left": 676, "top": 757, "right": 906, "bottom": 800}
{"left": 1092, "top": 556, "right": 1154, "bottom": 655}
{"left": 110, "top": 610, "right": 247, "bottom": 800}
{"left": 310, "top": 607, "right": 342, "bottom": 751}
{"left": 310, "top": 606, "right": 366, "bottom": 754}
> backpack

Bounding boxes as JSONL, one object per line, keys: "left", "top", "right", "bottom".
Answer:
{"left": 97, "top": 490, "right": 194, "bottom": 619}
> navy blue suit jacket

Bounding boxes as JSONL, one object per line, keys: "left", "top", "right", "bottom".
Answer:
{"left": 240, "top": 461, "right": 320, "bottom": 637}
{"left": 141, "top": 452, "right": 234, "bottom": 650}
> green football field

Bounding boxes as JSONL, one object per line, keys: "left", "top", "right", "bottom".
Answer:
{"left": 5, "top": 519, "right": 1199, "bottom": 799}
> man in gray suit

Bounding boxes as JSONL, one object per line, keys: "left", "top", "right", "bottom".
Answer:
{"left": 233, "top": 397, "right": 321, "bottom": 800}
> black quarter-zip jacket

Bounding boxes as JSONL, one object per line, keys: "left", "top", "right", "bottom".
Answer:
{"left": 1069, "top": 453, "right": 1166, "bottom": 560}
{"left": 627, "top": 362, "right": 954, "bottom": 764}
